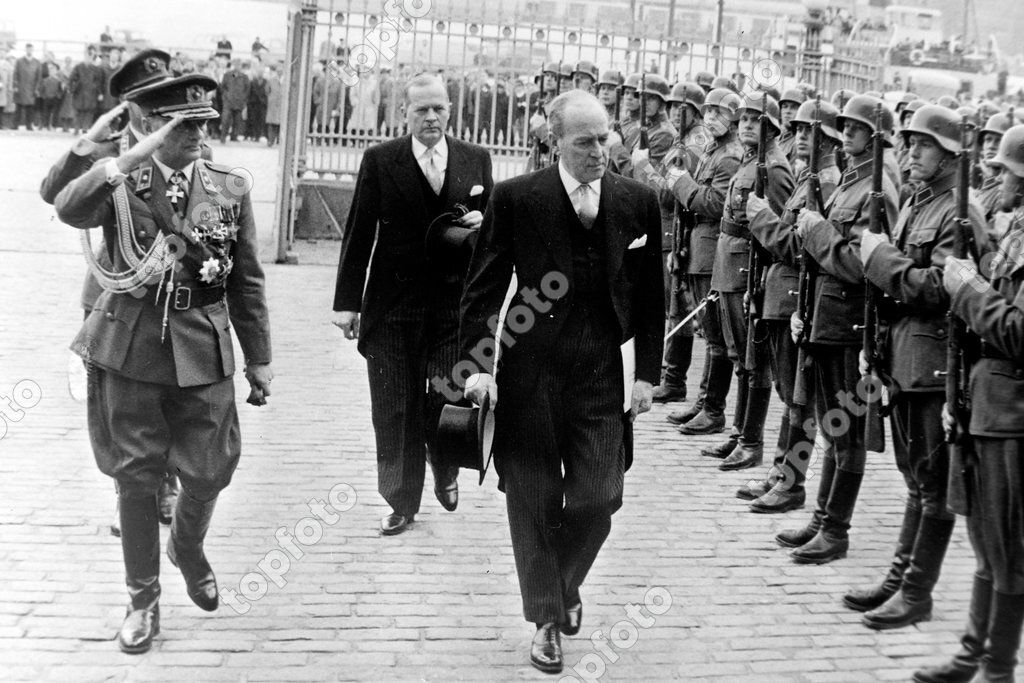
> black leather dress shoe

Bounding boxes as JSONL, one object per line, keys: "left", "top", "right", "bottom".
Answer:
{"left": 667, "top": 402, "right": 702, "bottom": 425}
{"left": 118, "top": 604, "right": 159, "bottom": 654}
{"left": 531, "top": 622, "right": 563, "bottom": 674}
{"left": 680, "top": 410, "right": 726, "bottom": 435}
{"left": 380, "top": 513, "right": 414, "bottom": 536}
{"left": 750, "top": 486, "right": 805, "bottom": 514}
{"left": 719, "top": 444, "right": 763, "bottom": 471}
{"left": 652, "top": 384, "right": 687, "bottom": 403}
{"left": 560, "top": 602, "right": 582, "bottom": 636}
{"left": 433, "top": 468, "right": 459, "bottom": 512}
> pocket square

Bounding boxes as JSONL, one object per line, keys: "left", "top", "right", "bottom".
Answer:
{"left": 469, "top": 184, "right": 484, "bottom": 197}
{"left": 627, "top": 234, "right": 647, "bottom": 250}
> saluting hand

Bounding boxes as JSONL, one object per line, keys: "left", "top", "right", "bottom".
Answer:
{"left": 85, "top": 101, "right": 128, "bottom": 143}
{"left": 116, "top": 114, "right": 186, "bottom": 173}
{"left": 943, "top": 255, "right": 980, "bottom": 297}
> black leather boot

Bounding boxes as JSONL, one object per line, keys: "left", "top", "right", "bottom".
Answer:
{"left": 776, "top": 455, "right": 835, "bottom": 548}
{"left": 844, "top": 503, "right": 923, "bottom": 612}
{"left": 117, "top": 493, "right": 161, "bottom": 654}
{"left": 791, "top": 468, "right": 863, "bottom": 564}
{"left": 167, "top": 491, "right": 219, "bottom": 612}
{"left": 680, "top": 353, "right": 732, "bottom": 435}
{"left": 975, "top": 591, "right": 1024, "bottom": 682}
{"left": 863, "top": 515, "right": 955, "bottom": 630}
{"left": 749, "top": 408, "right": 809, "bottom": 512}
{"left": 720, "top": 386, "right": 771, "bottom": 471}
{"left": 912, "top": 575, "right": 992, "bottom": 683}
{"left": 656, "top": 333, "right": 692, "bottom": 403}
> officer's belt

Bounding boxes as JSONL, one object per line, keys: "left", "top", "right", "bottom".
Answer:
{"left": 718, "top": 218, "right": 750, "bottom": 240}
{"left": 150, "top": 284, "right": 226, "bottom": 311}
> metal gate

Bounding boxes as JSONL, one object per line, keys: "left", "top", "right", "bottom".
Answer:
{"left": 273, "top": 0, "right": 884, "bottom": 259}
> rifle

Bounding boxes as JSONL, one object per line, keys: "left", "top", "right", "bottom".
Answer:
{"left": 546, "top": 61, "right": 563, "bottom": 167}
{"left": 860, "top": 104, "right": 889, "bottom": 453}
{"left": 612, "top": 79, "right": 623, "bottom": 136}
{"left": 937, "top": 115, "right": 975, "bottom": 512}
{"left": 792, "top": 96, "right": 824, "bottom": 407}
{"left": 744, "top": 111, "right": 770, "bottom": 368}
{"left": 529, "top": 64, "right": 547, "bottom": 171}
{"left": 638, "top": 73, "right": 649, "bottom": 150}
{"left": 971, "top": 110, "right": 983, "bottom": 190}
{"left": 834, "top": 91, "right": 849, "bottom": 174}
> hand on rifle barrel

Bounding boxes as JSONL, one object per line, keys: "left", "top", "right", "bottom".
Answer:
{"left": 795, "top": 209, "right": 823, "bottom": 240}
{"left": 745, "top": 194, "right": 770, "bottom": 223}
{"left": 859, "top": 230, "right": 890, "bottom": 265}
{"left": 942, "top": 255, "right": 980, "bottom": 297}
{"left": 941, "top": 401, "right": 955, "bottom": 441}
{"left": 790, "top": 311, "right": 804, "bottom": 345}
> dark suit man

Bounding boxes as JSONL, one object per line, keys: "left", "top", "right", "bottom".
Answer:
{"left": 460, "top": 90, "right": 664, "bottom": 674}
{"left": 332, "top": 73, "right": 493, "bottom": 535}
{"left": 220, "top": 60, "right": 250, "bottom": 142}
{"left": 13, "top": 43, "right": 42, "bottom": 129}
{"left": 54, "top": 74, "right": 272, "bottom": 654}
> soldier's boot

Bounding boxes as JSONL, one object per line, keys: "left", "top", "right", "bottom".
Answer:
{"left": 680, "top": 353, "right": 732, "bottom": 435}
{"left": 720, "top": 386, "right": 770, "bottom": 471}
{"left": 972, "top": 591, "right": 1024, "bottom": 682}
{"left": 790, "top": 468, "right": 863, "bottom": 564}
{"left": 750, "top": 407, "right": 813, "bottom": 513}
{"left": 117, "top": 493, "right": 161, "bottom": 654}
{"left": 863, "top": 515, "right": 955, "bottom": 630}
{"left": 668, "top": 346, "right": 710, "bottom": 425}
{"left": 157, "top": 472, "right": 179, "bottom": 526}
{"left": 914, "top": 575, "right": 992, "bottom": 683}
{"left": 167, "top": 491, "right": 219, "bottom": 612}
{"left": 700, "top": 373, "right": 746, "bottom": 456}
{"left": 843, "top": 503, "right": 922, "bottom": 612}
{"left": 655, "top": 333, "right": 692, "bottom": 403}
{"left": 776, "top": 455, "right": 836, "bottom": 548}
{"left": 739, "top": 409, "right": 789, "bottom": 500}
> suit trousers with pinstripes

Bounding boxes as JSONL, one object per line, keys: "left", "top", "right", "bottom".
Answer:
{"left": 364, "top": 287, "right": 461, "bottom": 516}
{"left": 500, "top": 300, "right": 626, "bottom": 624}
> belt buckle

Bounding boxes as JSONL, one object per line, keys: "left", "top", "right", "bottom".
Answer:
{"left": 173, "top": 286, "right": 192, "bottom": 310}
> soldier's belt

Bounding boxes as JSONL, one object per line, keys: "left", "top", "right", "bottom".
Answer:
{"left": 158, "top": 285, "right": 226, "bottom": 311}
{"left": 719, "top": 218, "right": 750, "bottom": 240}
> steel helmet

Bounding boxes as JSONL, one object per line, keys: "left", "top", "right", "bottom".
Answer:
{"left": 936, "top": 94, "right": 961, "bottom": 110}
{"left": 737, "top": 90, "right": 781, "bottom": 134}
{"left": 957, "top": 105, "right": 979, "bottom": 127}
{"left": 790, "top": 99, "right": 841, "bottom": 142}
{"left": 896, "top": 92, "right": 919, "bottom": 112}
{"left": 983, "top": 111, "right": 1016, "bottom": 138}
{"left": 534, "top": 61, "right": 560, "bottom": 84}
{"left": 711, "top": 75, "right": 739, "bottom": 94}
{"left": 701, "top": 87, "right": 743, "bottom": 121}
{"left": 668, "top": 81, "right": 705, "bottom": 112}
{"left": 695, "top": 70, "right": 715, "bottom": 91}
{"left": 830, "top": 88, "right": 857, "bottom": 110}
{"left": 597, "top": 69, "right": 623, "bottom": 88}
{"left": 572, "top": 60, "right": 599, "bottom": 81}
{"left": 779, "top": 88, "right": 808, "bottom": 108}
{"left": 988, "top": 124, "right": 1024, "bottom": 178}
{"left": 977, "top": 100, "right": 1002, "bottom": 121}
{"left": 639, "top": 73, "right": 671, "bottom": 101}
{"left": 558, "top": 62, "right": 574, "bottom": 80}
{"left": 900, "top": 103, "right": 964, "bottom": 154}
{"left": 622, "top": 72, "right": 643, "bottom": 92}
{"left": 837, "top": 94, "right": 895, "bottom": 147}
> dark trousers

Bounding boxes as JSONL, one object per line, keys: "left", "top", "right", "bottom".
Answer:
{"left": 890, "top": 392, "right": 952, "bottom": 520}
{"left": 719, "top": 289, "right": 771, "bottom": 389}
{"left": 663, "top": 254, "right": 693, "bottom": 389}
{"left": 16, "top": 103, "right": 36, "bottom": 129}
{"left": 968, "top": 438, "right": 1024, "bottom": 594}
{"left": 364, "top": 294, "right": 460, "bottom": 516}
{"left": 40, "top": 98, "right": 60, "bottom": 128}
{"left": 223, "top": 108, "right": 245, "bottom": 141}
{"left": 500, "top": 304, "right": 624, "bottom": 623}
{"left": 87, "top": 367, "right": 239, "bottom": 502}
{"left": 812, "top": 344, "right": 866, "bottom": 473}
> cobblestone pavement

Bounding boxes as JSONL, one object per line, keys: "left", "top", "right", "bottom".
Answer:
{"left": 1, "top": 130, "right": 1020, "bottom": 682}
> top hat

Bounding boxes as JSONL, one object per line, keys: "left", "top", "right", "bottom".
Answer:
{"left": 108, "top": 48, "right": 173, "bottom": 99}
{"left": 129, "top": 73, "right": 219, "bottom": 120}
{"left": 436, "top": 393, "right": 494, "bottom": 484}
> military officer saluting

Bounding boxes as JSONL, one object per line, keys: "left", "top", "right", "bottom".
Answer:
{"left": 54, "top": 74, "right": 272, "bottom": 654}
{"left": 914, "top": 124, "right": 1024, "bottom": 683}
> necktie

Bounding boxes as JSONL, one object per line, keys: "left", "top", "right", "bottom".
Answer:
{"left": 574, "top": 184, "right": 597, "bottom": 229}
{"left": 422, "top": 148, "right": 443, "bottom": 195}
{"left": 167, "top": 170, "right": 188, "bottom": 217}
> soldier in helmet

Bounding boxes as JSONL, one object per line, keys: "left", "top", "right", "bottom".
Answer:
{"left": 847, "top": 105, "right": 988, "bottom": 625}
{"left": 629, "top": 74, "right": 684, "bottom": 399}
{"left": 781, "top": 94, "right": 900, "bottom": 565}
{"left": 596, "top": 69, "right": 622, "bottom": 124}
{"left": 778, "top": 88, "right": 808, "bottom": 166}
{"left": 694, "top": 70, "right": 715, "bottom": 94}
{"left": 665, "top": 88, "right": 744, "bottom": 435}
{"left": 572, "top": 60, "right": 599, "bottom": 94}
{"left": 632, "top": 81, "right": 706, "bottom": 404}
{"left": 977, "top": 110, "right": 1016, "bottom": 223}
{"left": 712, "top": 75, "right": 738, "bottom": 94}
{"left": 525, "top": 62, "right": 560, "bottom": 172}
{"left": 915, "top": 122, "right": 1024, "bottom": 683}
{"left": 619, "top": 73, "right": 644, "bottom": 150}
{"left": 700, "top": 92, "right": 794, "bottom": 470}
{"left": 557, "top": 62, "right": 574, "bottom": 93}
{"left": 741, "top": 98, "right": 842, "bottom": 513}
